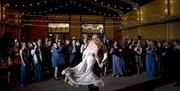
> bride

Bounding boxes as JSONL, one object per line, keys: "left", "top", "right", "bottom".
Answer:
{"left": 62, "top": 34, "right": 105, "bottom": 89}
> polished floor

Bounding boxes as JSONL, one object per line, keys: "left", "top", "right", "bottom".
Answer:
{"left": 2, "top": 73, "right": 180, "bottom": 91}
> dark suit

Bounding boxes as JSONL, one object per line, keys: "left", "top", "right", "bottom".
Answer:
{"left": 88, "top": 62, "right": 101, "bottom": 91}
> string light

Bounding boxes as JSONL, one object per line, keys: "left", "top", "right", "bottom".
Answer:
{"left": 30, "top": 4, "right": 33, "bottom": 6}
{"left": 44, "top": 0, "right": 47, "bottom": 3}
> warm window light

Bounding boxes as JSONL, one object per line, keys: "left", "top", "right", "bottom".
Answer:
{"left": 164, "top": 0, "right": 168, "bottom": 4}
{"left": 165, "top": 9, "right": 168, "bottom": 15}
{"left": 48, "top": 23, "right": 69, "bottom": 33}
{"left": 137, "top": 17, "right": 139, "bottom": 21}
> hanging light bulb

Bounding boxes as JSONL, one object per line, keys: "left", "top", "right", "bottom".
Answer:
{"left": 44, "top": 0, "right": 47, "bottom": 3}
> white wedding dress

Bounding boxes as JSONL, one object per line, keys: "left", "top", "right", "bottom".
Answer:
{"left": 62, "top": 46, "right": 104, "bottom": 87}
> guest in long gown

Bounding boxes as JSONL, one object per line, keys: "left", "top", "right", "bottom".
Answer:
{"left": 19, "top": 42, "right": 30, "bottom": 86}
{"left": 64, "top": 40, "right": 70, "bottom": 67}
{"left": 57, "top": 41, "right": 65, "bottom": 77}
{"left": 31, "top": 42, "right": 42, "bottom": 82}
{"left": 154, "top": 41, "right": 163, "bottom": 76}
{"left": 134, "top": 42, "right": 143, "bottom": 74}
{"left": 111, "top": 41, "right": 125, "bottom": 77}
{"left": 62, "top": 34, "right": 105, "bottom": 91}
{"left": 145, "top": 41, "right": 155, "bottom": 80}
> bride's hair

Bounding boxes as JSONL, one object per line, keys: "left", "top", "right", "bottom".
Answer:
{"left": 92, "top": 34, "right": 106, "bottom": 51}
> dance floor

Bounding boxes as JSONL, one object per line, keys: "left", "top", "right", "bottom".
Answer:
{"left": 2, "top": 73, "right": 180, "bottom": 91}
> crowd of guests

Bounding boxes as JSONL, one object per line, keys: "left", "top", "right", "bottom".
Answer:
{"left": 0, "top": 34, "right": 180, "bottom": 87}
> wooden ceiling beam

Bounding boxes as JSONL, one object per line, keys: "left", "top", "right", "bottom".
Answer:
{"left": 121, "top": 0, "right": 139, "bottom": 9}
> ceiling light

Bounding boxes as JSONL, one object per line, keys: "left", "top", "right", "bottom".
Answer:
{"left": 94, "top": 11, "right": 96, "bottom": 13}
{"left": 101, "top": 2, "right": 103, "bottom": 4}
{"left": 23, "top": 4, "right": 25, "bottom": 7}
{"left": 127, "top": 8, "right": 130, "bottom": 10}
{"left": 70, "top": 1, "right": 72, "bottom": 3}
{"left": 30, "top": 4, "right": 33, "bottom": 6}
{"left": 84, "top": 6, "right": 86, "bottom": 8}
{"left": 39, "top": 12, "right": 41, "bottom": 14}
{"left": 108, "top": 4, "right": 110, "bottom": 6}
{"left": 15, "top": 4, "right": 18, "bottom": 7}
{"left": 98, "top": 12, "right": 101, "bottom": 14}
{"left": 114, "top": 6, "right": 117, "bottom": 8}
{"left": 44, "top": 1, "right": 47, "bottom": 3}
{"left": 60, "top": 6, "right": 63, "bottom": 8}
{"left": 37, "top": 2, "right": 40, "bottom": 5}
{"left": 79, "top": 4, "right": 81, "bottom": 6}
{"left": 44, "top": 10, "right": 47, "bottom": 13}
{"left": 55, "top": 7, "right": 58, "bottom": 10}
{"left": 95, "top": 0, "right": 97, "bottom": 2}
{"left": 49, "top": 9, "right": 52, "bottom": 11}
{"left": 65, "top": 3, "right": 68, "bottom": 6}
{"left": 89, "top": 9, "right": 91, "bottom": 11}
{"left": 74, "top": 1, "right": 77, "bottom": 4}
